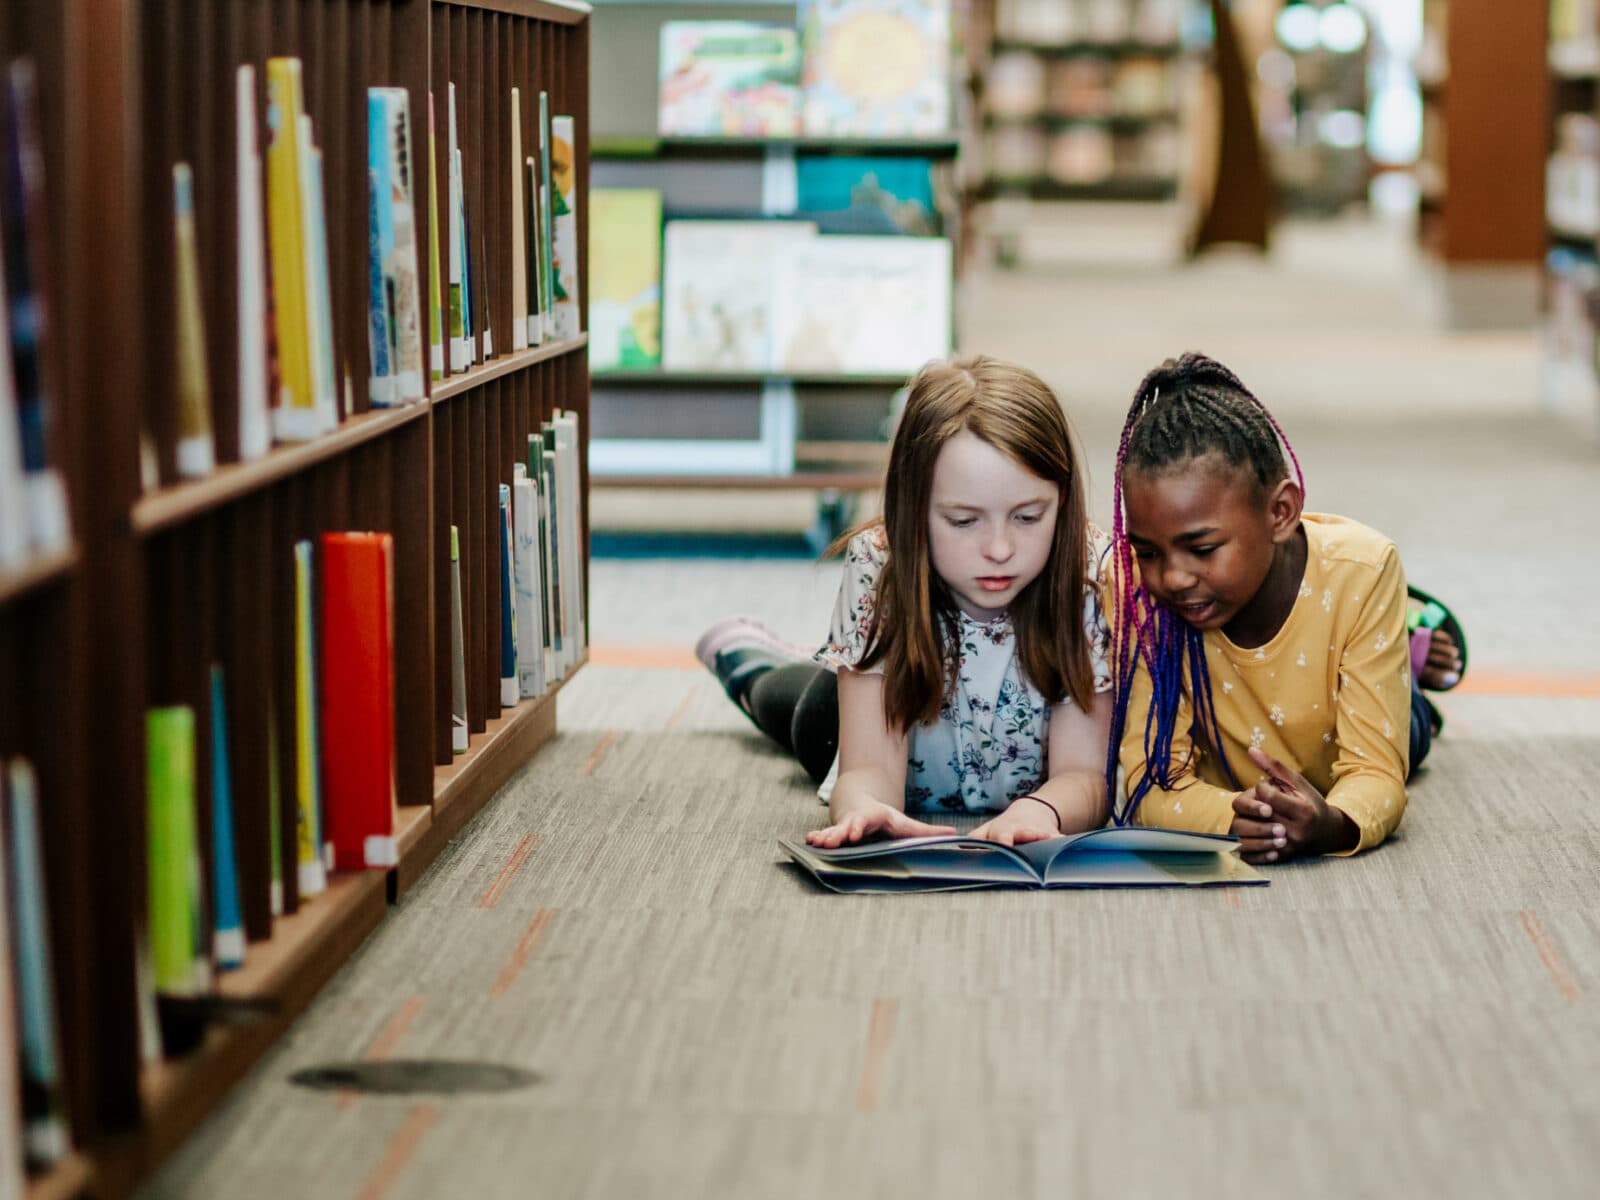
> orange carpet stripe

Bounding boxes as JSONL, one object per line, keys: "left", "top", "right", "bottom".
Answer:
{"left": 355, "top": 1104, "right": 440, "bottom": 1200}
{"left": 590, "top": 644, "right": 701, "bottom": 670}
{"left": 336, "top": 996, "right": 426, "bottom": 1110}
{"left": 856, "top": 998, "right": 897, "bottom": 1113}
{"left": 490, "top": 907, "right": 554, "bottom": 998}
{"left": 577, "top": 729, "right": 619, "bottom": 777}
{"left": 1520, "top": 910, "right": 1582, "bottom": 1003}
{"left": 478, "top": 834, "right": 538, "bottom": 909}
{"left": 1455, "top": 670, "right": 1600, "bottom": 699}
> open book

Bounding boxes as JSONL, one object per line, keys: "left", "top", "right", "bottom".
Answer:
{"left": 780, "top": 827, "right": 1267, "bottom": 893}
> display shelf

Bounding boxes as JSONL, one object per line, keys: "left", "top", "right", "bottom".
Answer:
{"left": 991, "top": 40, "right": 1183, "bottom": 58}
{"left": 593, "top": 134, "right": 962, "bottom": 160}
{"left": 593, "top": 368, "right": 910, "bottom": 388}
{"left": 979, "top": 177, "right": 1179, "bottom": 201}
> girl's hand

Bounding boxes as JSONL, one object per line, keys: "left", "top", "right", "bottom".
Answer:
{"left": 1229, "top": 746, "right": 1359, "bottom": 864}
{"left": 970, "top": 797, "right": 1062, "bottom": 847}
{"left": 805, "top": 803, "right": 958, "bottom": 848}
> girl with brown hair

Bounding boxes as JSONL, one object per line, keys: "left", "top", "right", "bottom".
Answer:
{"left": 695, "top": 356, "right": 1115, "bottom": 847}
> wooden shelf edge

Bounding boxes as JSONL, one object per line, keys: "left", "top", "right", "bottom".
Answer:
{"left": 0, "top": 544, "right": 80, "bottom": 608}
{"left": 396, "top": 652, "right": 587, "bottom": 894}
{"left": 437, "top": 0, "right": 591, "bottom": 25}
{"left": 430, "top": 336, "right": 590, "bottom": 404}
{"left": 131, "top": 406, "right": 430, "bottom": 536}
{"left": 214, "top": 871, "right": 388, "bottom": 1002}
{"left": 23, "top": 1152, "right": 93, "bottom": 1200}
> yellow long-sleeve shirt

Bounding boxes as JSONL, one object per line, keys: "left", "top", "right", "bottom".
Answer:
{"left": 1118, "top": 513, "right": 1411, "bottom": 855}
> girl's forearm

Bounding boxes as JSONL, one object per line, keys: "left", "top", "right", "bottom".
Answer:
{"left": 1028, "top": 769, "right": 1108, "bottom": 833}
{"left": 829, "top": 768, "right": 903, "bottom": 823}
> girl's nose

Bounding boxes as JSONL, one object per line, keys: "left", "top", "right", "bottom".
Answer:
{"left": 984, "top": 529, "right": 1014, "bottom": 562}
{"left": 1162, "top": 563, "right": 1197, "bottom": 594}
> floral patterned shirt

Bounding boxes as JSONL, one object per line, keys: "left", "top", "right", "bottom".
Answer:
{"left": 815, "top": 524, "right": 1113, "bottom": 814}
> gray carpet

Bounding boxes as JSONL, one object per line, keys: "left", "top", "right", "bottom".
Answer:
{"left": 141, "top": 216, "right": 1600, "bottom": 1200}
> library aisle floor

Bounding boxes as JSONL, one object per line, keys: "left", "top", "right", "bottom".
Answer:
{"left": 144, "top": 213, "right": 1600, "bottom": 1199}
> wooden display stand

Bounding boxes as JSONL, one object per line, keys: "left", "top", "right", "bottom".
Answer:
{"left": 1, "top": 3, "right": 591, "bottom": 1197}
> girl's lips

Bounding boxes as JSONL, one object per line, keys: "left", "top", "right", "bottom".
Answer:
{"left": 1175, "top": 600, "right": 1217, "bottom": 621}
{"left": 977, "top": 576, "right": 1016, "bottom": 592}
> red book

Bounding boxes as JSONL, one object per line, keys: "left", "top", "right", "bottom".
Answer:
{"left": 319, "top": 532, "right": 398, "bottom": 869}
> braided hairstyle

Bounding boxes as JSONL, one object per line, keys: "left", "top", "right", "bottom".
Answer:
{"left": 1105, "top": 353, "right": 1305, "bottom": 824}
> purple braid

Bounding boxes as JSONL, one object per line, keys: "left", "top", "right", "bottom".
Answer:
{"left": 1104, "top": 354, "right": 1301, "bottom": 824}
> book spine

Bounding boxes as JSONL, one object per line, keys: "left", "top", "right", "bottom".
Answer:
{"left": 524, "top": 157, "right": 543, "bottom": 347}
{"left": 209, "top": 666, "right": 245, "bottom": 968}
{"left": 460, "top": 160, "right": 475, "bottom": 364}
{"left": 4, "top": 759, "right": 69, "bottom": 1167}
{"left": 550, "top": 116, "right": 580, "bottom": 340}
{"left": 450, "top": 525, "right": 468, "bottom": 753}
{"left": 532, "top": 435, "right": 554, "bottom": 679}
{"left": 447, "top": 84, "right": 467, "bottom": 371}
{"left": 499, "top": 485, "right": 518, "bottom": 709}
{"left": 479, "top": 225, "right": 492, "bottom": 360}
{"left": 266, "top": 701, "right": 284, "bottom": 915}
{"left": 2, "top": 62, "right": 68, "bottom": 551}
{"left": 0, "top": 147, "right": 29, "bottom": 568}
{"left": 236, "top": 65, "right": 272, "bottom": 461}
{"left": 366, "top": 93, "right": 396, "bottom": 407}
{"left": 299, "top": 119, "right": 339, "bottom": 432}
{"left": 512, "top": 474, "right": 545, "bottom": 698}
{"left": 382, "top": 90, "right": 425, "bottom": 401}
{"left": 541, "top": 439, "right": 564, "bottom": 675}
{"left": 510, "top": 88, "right": 528, "bottom": 352}
{"left": 0, "top": 767, "right": 22, "bottom": 1200}
{"left": 538, "top": 93, "right": 553, "bottom": 340}
{"left": 293, "top": 540, "right": 326, "bottom": 896}
{"left": 173, "top": 163, "right": 217, "bottom": 478}
{"left": 320, "top": 533, "right": 399, "bottom": 871}
{"left": 265, "top": 58, "right": 318, "bottom": 442}
{"left": 146, "top": 708, "right": 207, "bottom": 1000}
{"left": 555, "top": 412, "right": 586, "bottom": 651}
{"left": 427, "top": 93, "right": 444, "bottom": 381}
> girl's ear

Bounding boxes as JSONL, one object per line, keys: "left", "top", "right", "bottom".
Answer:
{"left": 1266, "top": 477, "right": 1304, "bottom": 544}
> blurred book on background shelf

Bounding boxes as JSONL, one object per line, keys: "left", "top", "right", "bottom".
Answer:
{"left": 590, "top": 189, "right": 663, "bottom": 372}
{"left": 800, "top": 0, "right": 950, "bottom": 137}
{"left": 658, "top": 21, "right": 802, "bottom": 136}
{"left": 796, "top": 157, "right": 937, "bottom": 235}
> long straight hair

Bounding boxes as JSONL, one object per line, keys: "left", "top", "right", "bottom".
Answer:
{"left": 846, "top": 356, "right": 1095, "bottom": 733}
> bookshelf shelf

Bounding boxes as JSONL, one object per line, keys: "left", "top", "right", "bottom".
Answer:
{"left": 130, "top": 406, "right": 431, "bottom": 537}
{"left": 592, "top": 369, "right": 910, "bottom": 388}
{"left": 593, "top": 134, "right": 962, "bottom": 160}
{"left": 984, "top": 112, "right": 1181, "bottom": 130}
{"left": 0, "top": 545, "right": 80, "bottom": 609}
{"left": 445, "top": 0, "right": 592, "bottom": 23}
{"left": 991, "top": 41, "right": 1184, "bottom": 59}
{"left": 22, "top": 1153, "right": 93, "bottom": 1200}
{"left": 430, "top": 335, "right": 590, "bottom": 404}
{"left": 979, "top": 178, "right": 1179, "bottom": 202}
{"left": 593, "top": 470, "right": 882, "bottom": 492}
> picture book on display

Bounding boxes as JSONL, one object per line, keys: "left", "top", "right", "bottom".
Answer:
{"left": 661, "top": 219, "right": 817, "bottom": 372}
{"left": 799, "top": 0, "right": 951, "bottom": 137}
{"left": 796, "top": 156, "right": 938, "bottom": 235}
{"left": 589, "top": 189, "right": 663, "bottom": 372}
{"left": 782, "top": 828, "right": 1267, "bottom": 893}
{"left": 769, "top": 234, "right": 951, "bottom": 374}
{"left": 550, "top": 115, "right": 581, "bottom": 339}
{"left": 658, "top": 21, "right": 802, "bottom": 137}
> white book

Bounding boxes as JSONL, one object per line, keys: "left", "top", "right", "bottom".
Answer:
{"left": 536, "top": 438, "right": 560, "bottom": 679}
{"left": 447, "top": 84, "right": 468, "bottom": 371}
{"left": 376, "top": 89, "right": 425, "bottom": 402}
{"left": 510, "top": 89, "right": 528, "bottom": 352}
{"left": 512, "top": 470, "right": 545, "bottom": 698}
{"left": 297, "top": 116, "right": 338, "bottom": 433}
{"left": 0, "top": 212, "right": 29, "bottom": 568}
{"left": 661, "top": 220, "right": 817, "bottom": 371}
{"left": 0, "top": 770, "right": 23, "bottom": 1200}
{"left": 236, "top": 65, "right": 272, "bottom": 460}
{"left": 553, "top": 412, "right": 586, "bottom": 655}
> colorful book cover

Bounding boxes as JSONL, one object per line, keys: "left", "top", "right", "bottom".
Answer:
{"left": 550, "top": 115, "right": 581, "bottom": 339}
{"left": 2, "top": 61, "right": 68, "bottom": 551}
{"left": 657, "top": 21, "right": 802, "bottom": 137}
{"left": 209, "top": 666, "right": 244, "bottom": 968}
{"left": 524, "top": 156, "right": 543, "bottom": 346}
{"left": 427, "top": 93, "right": 444, "bottom": 381}
{"left": 236, "top": 65, "right": 272, "bottom": 460}
{"left": 366, "top": 96, "right": 397, "bottom": 407}
{"left": 498, "top": 485, "right": 518, "bottom": 709}
{"left": 796, "top": 156, "right": 937, "bottom": 234}
{"left": 293, "top": 540, "right": 326, "bottom": 896}
{"left": 145, "top": 708, "right": 208, "bottom": 1000}
{"left": 589, "top": 189, "right": 662, "bottom": 372}
{"left": 799, "top": 0, "right": 951, "bottom": 137}
{"left": 4, "top": 759, "right": 69, "bottom": 1166}
{"left": 0, "top": 771, "right": 23, "bottom": 1198}
{"left": 458, "top": 149, "right": 475, "bottom": 363}
{"left": 319, "top": 532, "right": 399, "bottom": 870}
{"left": 171, "top": 163, "right": 217, "bottom": 478}
{"left": 449, "top": 524, "right": 468, "bottom": 753}
{"left": 660, "top": 219, "right": 817, "bottom": 371}
{"left": 265, "top": 58, "right": 317, "bottom": 440}
{"left": 511, "top": 473, "right": 546, "bottom": 699}
{"left": 299, "top": 120, "right": 339, "bottom": 431}
{"left": 0, "top": 172, "right": 28, "bottom": 568}
{"left": 376, "top": 88, "right": 425, "bottom": 400}
{"left": 510, "top": 88, "right": 529, "bottom": 352}
{"left": 447, "top": 84, "right": 467, "bottom": 371}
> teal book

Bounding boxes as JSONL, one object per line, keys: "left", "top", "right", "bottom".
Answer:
{"left": 209, "top": 666, "right": 245, "bottom": 968}
{"left": 796, "top": 156, "right": 937, "bottom": 235}
{"left": 4, "top": 759, "right": 70, "bottom": 1166}
{"left": 366, "top": 92, "right": 397, "bottom": 406}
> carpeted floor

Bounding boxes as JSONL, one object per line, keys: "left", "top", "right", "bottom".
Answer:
{"left": 141, "top": 214, "right": 1600, "bottom": 1200}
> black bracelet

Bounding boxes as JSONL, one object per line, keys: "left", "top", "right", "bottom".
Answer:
{"left": 1021, "top": 793, "right": 1062, "bottom": 833}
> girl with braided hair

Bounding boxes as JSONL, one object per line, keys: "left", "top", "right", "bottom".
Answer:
{"left": 697, "top": 356, "right": 1115, "bottom": 848}
{"left": 1107, "top": 352, "right": 1465, "bottom": 864}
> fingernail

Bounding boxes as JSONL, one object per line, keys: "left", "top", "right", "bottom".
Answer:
{"left": 1266, "top": 850, "right": 1278, "bottom": 862}
{"left": 1274, "top": 837, "right": 1286, "bottom": 848}
{"left": 1442, "top": 672, "right": 1459, "bottom": 687}
{"left": 1258, "top": 804, "right": 1271, "bottom": 817}
{"left": 1272, "top": 825, "right": 1284, "bottom": 837}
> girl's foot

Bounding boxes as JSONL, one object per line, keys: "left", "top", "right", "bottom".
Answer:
{"left": 694, "top": 617, "right": 813, "bottom": 720}
{"left": 1418, "top": 627, "right": 1462, "bottom": 691}
{"left": 1407, "top": 586, "right": 1467, "bottom": 692}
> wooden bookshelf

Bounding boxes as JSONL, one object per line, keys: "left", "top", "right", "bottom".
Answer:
{"left": 1, "top": 1, "right": 592, "bottom": 1197}
{"left": 22, "top": 1153, "right": 93, "bottom": 1200}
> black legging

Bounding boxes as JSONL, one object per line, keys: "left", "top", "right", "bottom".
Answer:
{"left": 743, "top": 662, "right": 838, "bottom": 785}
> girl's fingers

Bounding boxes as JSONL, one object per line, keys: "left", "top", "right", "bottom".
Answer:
{"left": 1232, "top": 790, "right": 1273, "bottom": 820}
{"left": 1231, "top": 818, "right": 1284, "bottom": 843}
{"left": 1237, "top": 837, "right": 1280, "bottom": 856}
{"left": 1241, "top": 847, "right": 1285, "bottom": 865}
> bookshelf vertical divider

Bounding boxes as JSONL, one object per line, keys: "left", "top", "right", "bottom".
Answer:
{"left": 3, "top": 2, "right": 591, "bottom": 1197}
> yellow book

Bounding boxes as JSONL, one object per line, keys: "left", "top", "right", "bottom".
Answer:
{"left": 265, "top": 58, "right": 317, "bottom": 442}
{"left": 172, "top": 163, "right": 215, "bottom": 477}
{"left": 294, "top": 540, "right": 326, "bottom": 897}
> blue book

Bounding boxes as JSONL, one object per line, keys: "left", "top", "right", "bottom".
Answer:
{"left": 499, "top": 484, "right": 518, "bottom": 708}
{"left": 4, "top": 759, "right": 69, "bottom": 1165}
{"left": 796, "top": 156, "right": 937, "bottom": 235}
{"left": 210, "top": 666, "right": 245, "bottom": 969}
{"left": 366, "top": 91, "right": 397, "bottom": 406}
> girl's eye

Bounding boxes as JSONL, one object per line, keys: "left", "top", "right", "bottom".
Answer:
{"left": 1133, "top": 548, "right": 1158, "bottom": 562}
{"left": 1192, "top": 546, "right": 1218, "bottom": 557}
{"left": 1014, "top": 512, "right": 1043, "bottom": 525}
{"left": 946, "top": 516, "right": 977, "bottom": 529}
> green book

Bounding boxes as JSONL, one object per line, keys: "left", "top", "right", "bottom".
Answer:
{"left": 147, "top": 707, "right": 207, "bottom": 996}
